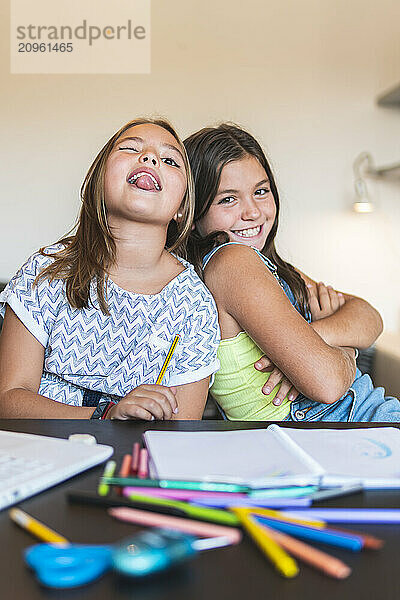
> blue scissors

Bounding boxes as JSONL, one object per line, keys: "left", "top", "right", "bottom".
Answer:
{"left": 24, "top": 543, "right": 114, "bottom": 588}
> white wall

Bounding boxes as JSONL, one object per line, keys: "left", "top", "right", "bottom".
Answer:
{"left": 1, "top": 0, "right": 400, "bottom": 331}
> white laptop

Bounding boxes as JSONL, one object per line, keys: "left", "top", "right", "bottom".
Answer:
{"left": 0, "top": 429, "right": 113, "bottom": 510}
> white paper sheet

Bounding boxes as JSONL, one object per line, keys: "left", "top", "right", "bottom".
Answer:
{"left": 283, "top": 427, "right": 400, "bottom": 487}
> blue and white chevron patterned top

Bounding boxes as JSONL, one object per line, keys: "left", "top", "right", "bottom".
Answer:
{"left": 0, "top": 245, "right": 221, "bottom": 406}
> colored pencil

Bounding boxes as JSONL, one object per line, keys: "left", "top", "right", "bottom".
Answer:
{"left": 255, "top": 516, "right": 363, "bottom": 552}
{"left": 126, "top": 493, "right": 239, "bottom": 526}
{"left": 239, "top": 507, "right": 326, "bottom": 529}
{"left": 122, "top": 487, "right": 249, "bottom": 501}
{"left": 131, "top": 443, "right": 141, "bottom": 475}
{"left": 156, "top": 335, "right": 180, "bottom": 384}
{"left": 249, "top": 485, "right": 318, "bottom": 499}
{"left": 108, "top": 507, "right": 242, "bottom": 544}
{"left": 332, "top": 527, "right": 384, "bottom": 550}
{"left": 255, "top": 514, "right": 383, "bottom": 550}
{"left": 9, "top": 508, "right": 69, "bottom": 544}
{"left": 119, "top": 454, "right": 132, "bottom": 478}
{"left": 310, "top": 484, "right": 363, "bottom": 502}
{"left": 99, "top": 476, "right": 251, "bottom": 493}
{"left": 280, "top": 509, "right": 400, "bottom": 523}
{"left": 191, "top": 496, "right": 312, "bottom": 508}
{"left": 138, "top": 448, "right": 149, "bottom": 479}
{"left": 97, "top": 460, "right": 116, "bottom": 497}
{"left": 264, "top": 525, "right": 352, "bottom": 579}
{"left": 68, "top": 490, "right": 238, "bottom": 524}
{"left": 232, "top": 508, "right": 299, "bottom": 578}
{"left": 68, "top": 490, "right": 208, "bottom": 516}
{"left": 117, "top": 454, "right": 132, "bottom": 496}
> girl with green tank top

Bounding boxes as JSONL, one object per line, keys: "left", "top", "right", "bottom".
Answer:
{"left": 182, "top": 124, "right": 400, "bottom": 422}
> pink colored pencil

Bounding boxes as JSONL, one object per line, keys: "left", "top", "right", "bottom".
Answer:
{"left": 137, "top": 448, "right": 149, "bottom": 479}
{"left": 108, "top": 507, "right": 242, "bottom": 544}
{"left": 122, "top": 487, "right": 248, "bottom": 501}
{"left": 131, "top": 443, "right": 141, "bottom": 475}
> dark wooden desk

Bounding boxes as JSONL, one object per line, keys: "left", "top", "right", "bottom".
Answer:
{"left": 1, "top": 420, "right": 400, "bottom": 600}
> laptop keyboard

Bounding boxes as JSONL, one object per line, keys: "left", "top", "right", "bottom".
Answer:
{"left": 0, "top": 429, "right": 113, "bottom": 510}
{"left": 0, "top": 453, "right": 53, "bottom": 487}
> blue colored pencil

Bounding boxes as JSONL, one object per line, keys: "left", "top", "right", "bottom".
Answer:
{"left": 255, "top": 516, "right": 364, "bottom": 552}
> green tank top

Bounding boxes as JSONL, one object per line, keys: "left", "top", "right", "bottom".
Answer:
{"left": 210, "top": 331, "right": 291, "bottom": 421}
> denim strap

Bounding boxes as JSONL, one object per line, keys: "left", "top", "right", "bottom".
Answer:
{"left": 82, "top": 388, "right": 103, "bottom": 407}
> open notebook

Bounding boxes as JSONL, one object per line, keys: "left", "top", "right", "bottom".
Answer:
{"left": 144, "top": 426, "right": 400, "bottom": 489}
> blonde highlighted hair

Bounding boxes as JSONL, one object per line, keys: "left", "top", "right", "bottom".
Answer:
{"left": 35, "top": 117, "right": 194, "bottom": 314}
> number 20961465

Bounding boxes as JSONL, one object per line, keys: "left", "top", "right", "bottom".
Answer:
{"left": 18, "top": 43, "right": 73, "bottom": 52}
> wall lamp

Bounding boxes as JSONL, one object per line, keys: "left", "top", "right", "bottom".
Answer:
{"left": 353, "top": 152, "right": 400, "bottom": 213}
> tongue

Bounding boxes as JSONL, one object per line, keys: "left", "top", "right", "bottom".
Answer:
{"left": 134, "top": 174, "right": 157, "bottom": 191}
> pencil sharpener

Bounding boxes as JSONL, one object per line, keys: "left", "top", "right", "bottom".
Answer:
{"left": 111, "top": 528, "right": 196, "bottom": 577}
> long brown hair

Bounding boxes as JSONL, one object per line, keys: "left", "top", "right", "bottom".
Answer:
{"left": 35, "top": 118, "right": 194, "bottom": 315}
{"left": 184, "top": 123, "right": 309, "bottom": 318}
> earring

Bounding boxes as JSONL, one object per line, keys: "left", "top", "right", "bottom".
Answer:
{"left": 177, "top": 212, "right": 183, "bottom": 219}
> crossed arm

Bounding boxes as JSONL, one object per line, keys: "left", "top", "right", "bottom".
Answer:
{"left": 255, "top": 271, "right": 383, "bottom": 405}
{"left": 299, "top": 271, "right": 383, "bottom": 349}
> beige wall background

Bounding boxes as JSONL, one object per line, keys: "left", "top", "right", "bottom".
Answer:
{"left": 1, "top": 0, "right": 400, "bottom": 332}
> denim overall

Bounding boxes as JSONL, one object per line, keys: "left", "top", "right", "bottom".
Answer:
{"left": 203, "top": 243, "right": 400, "bottom": 422}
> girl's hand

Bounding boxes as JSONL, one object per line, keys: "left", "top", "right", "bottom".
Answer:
{"left": 307, "top": 282, "right": 345, "bottom": 321}
{"left": 107, "top": 384, "right": 178, "bottom": 420}
{"left": 254, "top": 357, "right": 300, "bottom": 406}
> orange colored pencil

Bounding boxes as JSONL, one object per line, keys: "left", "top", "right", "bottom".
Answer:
{"left": 332, "top": 526, "right": 384, "bottom": 550}
{"left": 117, "top": 454, "right": 132, "bottom": 496}
{"left": 119, "top": 454, "right": 132, "bottom": 478}
{"left": 264, "top": 524, "right": 352, "bottom": 579}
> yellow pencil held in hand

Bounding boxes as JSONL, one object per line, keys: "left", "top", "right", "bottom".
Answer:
{"left": 232, "top": 507, "right": 299, "bottom": 578}
{"left": 156, "top": 335, "right": 180, "bottom": 385}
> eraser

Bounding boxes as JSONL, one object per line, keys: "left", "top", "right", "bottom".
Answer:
{"left": 68, "top": 434, "right": 97, "bottom": 446}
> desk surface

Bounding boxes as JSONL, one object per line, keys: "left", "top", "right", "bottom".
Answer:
{"left": 1, "top": 419, "right": 400, "bottom": 600}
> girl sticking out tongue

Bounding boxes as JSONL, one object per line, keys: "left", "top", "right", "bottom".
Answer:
{"left": 0, "top": 118, "right": 220, "bottom": 420}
